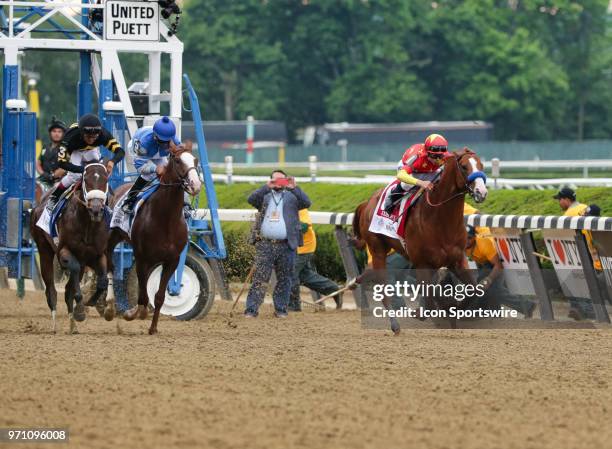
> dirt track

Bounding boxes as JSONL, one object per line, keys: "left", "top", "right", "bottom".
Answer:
{"left": 1, "top": 289, "right": 611, "bottom": 449}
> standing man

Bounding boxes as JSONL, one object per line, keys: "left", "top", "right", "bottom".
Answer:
{"left": 288, "top": 208, "right": 342, "bottom": 312}
{"left": 553, "top": 187, "right": 596, "bottom": 320}
{"left": 36, "top": 118, "right": 66, "bottom": 189}
{"left": 245, "top": 170, "right": 311, "bottom": 318}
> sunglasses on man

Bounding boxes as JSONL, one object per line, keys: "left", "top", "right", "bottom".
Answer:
{"left": 154, "top": 136, "right": 171, "bottom": 148}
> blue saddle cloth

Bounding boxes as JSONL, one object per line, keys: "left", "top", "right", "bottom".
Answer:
{"left": 49, "top": 197, "right": 68, "bottom": 238}
{"left": 122, "top": 181, "right": 160, "bottom": 231}
{"left": 137, "top": 181, "right": 160, "bottom": 205}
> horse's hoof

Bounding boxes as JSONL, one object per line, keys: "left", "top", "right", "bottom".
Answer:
{"left": 148, "top": 327, "right": 158, "bottom": 335}
{"left": 73, "top": 303, "right": 86, "bottom": 322}
{"left": 393, "top": 329, "right": 401, "bottom": 336}
{"left": 138, "top": 306, "right": 148, "bottom": 320}
{"left": 123, "top": 307, "right": 138, "bottom": 321}
{"left": 103, "top": 304, "right": 115, "bottom": 322}
{"left": 69, "top": 317, "right": 78, "bottom": 334}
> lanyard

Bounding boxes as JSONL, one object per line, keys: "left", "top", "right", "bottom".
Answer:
{"left": 271, "top": 191, "right": 283, "bottom": 207}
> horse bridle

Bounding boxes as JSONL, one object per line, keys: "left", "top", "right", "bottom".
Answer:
{"left": 159, "top": 150, "right": 199, "bottom": 191}
{"left": 425, "top": 153, "right": 486, "bottom": 207}
{"left": 80, "top": 163, "right": 108, "bottom": 205}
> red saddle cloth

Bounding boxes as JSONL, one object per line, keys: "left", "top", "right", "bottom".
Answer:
{"left": 373, "top": 180, "right": 421, "bottom": 239}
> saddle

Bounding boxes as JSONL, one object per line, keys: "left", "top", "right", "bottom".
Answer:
{"left": 110, "top": 181, "right": 160, "bottom": 237}
{"left": 383, "top": 170, "right": 443, "bottom": 218}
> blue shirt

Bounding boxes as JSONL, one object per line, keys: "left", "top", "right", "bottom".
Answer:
{"left": 131, "top": 126, "right": 180, "bottom": 159}
{"left": 260, "top": 191, "right": 287, "bottom": 240}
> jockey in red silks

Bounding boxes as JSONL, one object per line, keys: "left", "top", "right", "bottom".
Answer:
{"left": 384, "top": 133, "right": 450, "bottom": 214}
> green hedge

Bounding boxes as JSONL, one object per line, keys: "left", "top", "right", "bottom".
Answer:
{"left": 209, "top": 185, "right": 612, "bottom": 282}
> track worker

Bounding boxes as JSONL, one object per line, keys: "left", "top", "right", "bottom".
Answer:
{"left": 46, "top": 113, "right": 124, "bottom": 210}
{"left": 288, "top": 208, "right": 341, "bottom": 312}
{"left": 245, "top": 170, "right": 311, "bottom": 318}
{"left": 384, "top": 134, "right": 450, "bottom": 214}
{"left": 553, "top": 187, "right": 596, "bottom": 320}
{"left": 36, "top": 118, "right": 66, "bottom": 189}
{"left": 121, "top": 116, "right": 180, "bottom": 214}
{"left": 465, "top": 225, "right": 536, "bottom": 317}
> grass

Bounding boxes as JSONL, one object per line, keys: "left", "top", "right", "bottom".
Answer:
{"left": 211, "top": 167, "right": 612, "bottom": 179}
{"left": 203, "top": 184, "right": 612, "bottom": 215}
{"left": 200, "top": 183, "right": 612, "bottom": 281}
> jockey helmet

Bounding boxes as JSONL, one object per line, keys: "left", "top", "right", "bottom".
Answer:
{"left": 153, "top": 116, "right": 176, "bottom": 142}
{"left": 424, "top": 134, "right": 448, "bottom": 154}
{"left": 48, "top": 117, "right": 67, "bottom": 133}
{"left": 78, "top": 113, "right": 102, "bottom": 136}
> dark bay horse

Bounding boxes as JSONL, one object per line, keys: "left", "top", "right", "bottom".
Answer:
{"left": 31, "top": 162, "right": 111, "bottom": 333}
{"left": 353, "top": 148, "right": 488, "bottom": 333}
{"left": 106, "top": 142, "right": 202, "bottom": 335}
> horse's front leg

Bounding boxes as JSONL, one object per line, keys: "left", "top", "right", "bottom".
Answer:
{"left": 85, "top": 254, "right": 112, "bottom": 320}
{"left": 59, "top": 248, "right": 84, "bottom": 333}
{"left": 415, "top": 268, "right": 435, "bottom": 321}
{"left": 149, "top": 260, "right": 179, "bottom": 335}
{"left": 450, "top": 262, "right": 478, "bottom": 310}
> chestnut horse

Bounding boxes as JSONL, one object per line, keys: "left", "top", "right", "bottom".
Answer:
{"left": 353, "top": 148, "right": 488, "bottom": 333}
{"left": 106, "top": 142, "right": 202, "bottom": 335}
{"left": 31, "top": 162, "right": 111, "bottom": 333}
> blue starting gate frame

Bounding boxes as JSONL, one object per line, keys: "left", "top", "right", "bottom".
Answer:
{"left": 1, "top": 1, "right": 225, "bottom": 311}
{"left": 183, "top": 74, "right": 226, "bottom": 260}
{"left": 0, "top": 95, "right": 38, "bottom": 286}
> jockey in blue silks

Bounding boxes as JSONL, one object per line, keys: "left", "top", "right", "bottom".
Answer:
{"left": 121, "top": 116, "right": 180, "bottom": 214}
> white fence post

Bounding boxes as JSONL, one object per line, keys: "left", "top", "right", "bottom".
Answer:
{"left": 491, "top": 158, "right": 500, "bottom": 190}
{"left": 225, "top": 155, "right": 233, "bottom": 185}
{"left": 309, "top": 155, "right": 318, "bottom": 182}
{"left": 337, "top": 139, "right": 348, "bottom": 164}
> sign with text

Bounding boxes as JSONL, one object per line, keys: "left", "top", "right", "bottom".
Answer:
{"left": 543, "top": 229, "right": 589, "bottom": 299}
{"left": 591, "top": 231, "right": 612, "bottom": 289}
{"left": 491, "top": 228, "right": 535, "bottom": 296}
{"left": 104, "top": 1, "right": 159, "bottom": 41}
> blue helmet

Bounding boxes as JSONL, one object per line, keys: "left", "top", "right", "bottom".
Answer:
{"left": 153, "top": 116, "right": 176, "bottom": 142}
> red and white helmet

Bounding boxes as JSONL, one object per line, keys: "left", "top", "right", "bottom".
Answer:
{"left": 424, "top": 134, "right": 448, "bottom": 153}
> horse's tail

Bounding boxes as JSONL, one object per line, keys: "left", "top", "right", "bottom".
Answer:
{"left": 352, "top": 201, "right": 368, "bottom": 250}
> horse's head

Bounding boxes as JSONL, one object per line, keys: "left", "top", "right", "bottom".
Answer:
{"left": 450, "top": 148, "right": 488, "bottom": 203}
{"left": 81, "top": 162, "right": 109, "bottom": 222}
{"left": 168, "top": 141, "right": 202, "bottom": 196}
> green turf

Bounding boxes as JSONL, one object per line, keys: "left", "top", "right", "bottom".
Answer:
{"left": 212, "top": 166, "right": 612, "bottom": 179}
{"left": 202, "top": 184, "right": 612, "bottom": 281}
{"left": 203, "top": 184, "right": 612, "bottom": 215}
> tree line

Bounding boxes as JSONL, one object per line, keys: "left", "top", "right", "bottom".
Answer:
{"left": 181, "top": 0, "right": 612, "bottom": 141}
{"left": 13, "top": 0, "right": 612, "bottom": 142}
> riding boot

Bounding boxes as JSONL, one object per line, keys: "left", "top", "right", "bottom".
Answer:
{"left": 121, "top": 176, "right": 149, "bottom": 214}
{"left": 46, "top": 184, "right": 67, "bottom": 211}
{"left": 384, "top": 185, "right": 406, "bottom": 215}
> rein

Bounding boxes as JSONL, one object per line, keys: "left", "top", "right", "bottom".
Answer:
{"left": 425, "top": 154, "right": 486, "bottom": 208}
{"left": 159, "top": 151, "right": 198, "bottom": 191}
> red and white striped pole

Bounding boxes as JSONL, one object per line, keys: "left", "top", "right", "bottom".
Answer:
{"left": 246, "top": 115, "right": 254, "bottom": 165}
